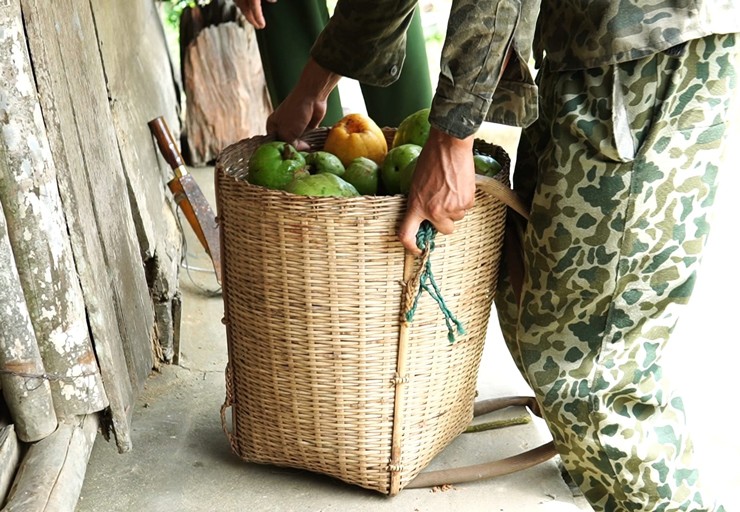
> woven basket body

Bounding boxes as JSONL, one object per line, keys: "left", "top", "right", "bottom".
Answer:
{"left": 216, "top": 129, "right": 510, "bottom": 495}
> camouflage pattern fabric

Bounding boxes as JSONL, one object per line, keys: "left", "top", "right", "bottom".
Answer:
{"left": 495, "top": 33, "right": 738, "bottom": 511}
{"left": 312, "top": 1, "right": 740, "bottom": 137}
{"left": 535, "top": 0, "right": 740, "bottom": 71}
{"left": 313, "top": 0, "right": 541, "bottom": 136}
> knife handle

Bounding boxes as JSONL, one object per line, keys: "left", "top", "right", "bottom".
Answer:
{"left": 148, "top": 116, "right": 187, "bottom": 176}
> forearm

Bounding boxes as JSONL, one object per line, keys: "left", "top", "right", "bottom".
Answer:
{"left": 293, "top": 58, "right": 342, "bottom": 103}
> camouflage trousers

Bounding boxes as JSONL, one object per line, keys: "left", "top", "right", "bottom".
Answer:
{"left": 495, "top": 33, "right": 738, "bottom": 511}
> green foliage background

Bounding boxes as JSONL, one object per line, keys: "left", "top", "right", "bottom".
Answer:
{"left": 160, "top": 0, "right": 202, "bottom": 32}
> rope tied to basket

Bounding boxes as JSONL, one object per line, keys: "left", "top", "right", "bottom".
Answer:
{"left": 404, "top": 221, "right": 466, "bottom": 343}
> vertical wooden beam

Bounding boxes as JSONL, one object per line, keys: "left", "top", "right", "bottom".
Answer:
{"left": 20, "top": 0, "right": 160, "bottom": 451}
{"left": 90, "top": 0, "right": 184, "bottom": 363}
{"left": 182, "top": 13, "right": 272, "bottom": 165}
{"left": 0, "top": 0, "right": 108, "bottom": 420}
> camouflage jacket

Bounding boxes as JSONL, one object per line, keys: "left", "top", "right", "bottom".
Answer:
{"left": 312, "top": 0, "right": 740, "bottom": 137}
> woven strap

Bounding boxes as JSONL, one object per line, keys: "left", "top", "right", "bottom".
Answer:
{"left": 476, "top": 172, "right": 530, "bottom": 305}
{"left": 475, "top": 174, "right": 529, "bottom": 221}
{"left": 402, "top": 178, "right": 551, "bottom": 489}
{"left": 405, "top": 396, "right": 557, "bottom": 489}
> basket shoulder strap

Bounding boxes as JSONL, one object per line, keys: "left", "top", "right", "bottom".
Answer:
{"left": 475, "top": 174, "right": 529, "bottom": 220}
{"left": 405, "top": 396, "right": 558, "bottom": 489}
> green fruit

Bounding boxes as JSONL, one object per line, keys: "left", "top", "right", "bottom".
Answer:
{"left": 305, "top": 151, "right": 345, "bottom": 176}
{"left": 284, "top": 172, "right": 360, "bottom": 197}
{"left": 343, "top": 157, "right": 380, "bottom": 195}
{"left": 392, "top": 108, "right": 431, "bottom": 148}
{"left": 381, "top": 144, "right": 422, "bottom": 195}
{"left": 399, "top": 157, "right": 419, "bottom": 195}
{"left": 247, "top": 141, "right": 307, "bottom": 190}
{"left": 473, "top": 153, "right": 503, "bottom": 177}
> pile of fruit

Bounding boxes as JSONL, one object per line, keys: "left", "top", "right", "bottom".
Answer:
{"left": 246, "top": 108, "right": 502, "bottom": 197}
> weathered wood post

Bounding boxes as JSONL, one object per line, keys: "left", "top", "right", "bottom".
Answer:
{"left": 0, "top": 0, "right": 108, "bottom": 419}
{"left": 180, "top": 1, "right": 272, "bottom": 165}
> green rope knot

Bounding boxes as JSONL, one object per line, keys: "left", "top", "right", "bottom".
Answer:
{"left": 405, "top": 221, "right": 466, "bottom": 343}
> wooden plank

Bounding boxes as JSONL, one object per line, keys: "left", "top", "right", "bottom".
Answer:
{"left": 2, "top": 415, "right": 99, "bottom": 512}
{"left": 0, "top": 200, "right": 58, "bottom": 442}
{"left": 0, "top": 425, "right": 21, "bottom": 505}
{"left": 0, "top": 0, "right": 108, "bottom": 419}
{"left": 91, "top": 0, "right": 183, "bottom": 362}
{"left": 20, "top": 0, "right": 156, "bottom": 451}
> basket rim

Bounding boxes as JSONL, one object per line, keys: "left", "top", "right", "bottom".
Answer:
{"left": 215, "top": 127, "right": 512, "bottom": 194}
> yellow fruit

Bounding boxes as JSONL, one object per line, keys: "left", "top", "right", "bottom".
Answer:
{"left": 323, "top": 113, "right": 388, "bottom": 167}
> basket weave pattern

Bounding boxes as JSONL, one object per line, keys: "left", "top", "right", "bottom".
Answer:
{"left": 216, "top": 129, "right": 510, "bottom": 495}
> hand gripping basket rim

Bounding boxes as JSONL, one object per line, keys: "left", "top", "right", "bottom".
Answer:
{"left": 216, "top": 127, "right": 511, "bottom": 495}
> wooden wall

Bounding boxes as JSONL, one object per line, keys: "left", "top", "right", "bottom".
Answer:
{"left": 1, "top": 0, "right": 185, "bottom": 508}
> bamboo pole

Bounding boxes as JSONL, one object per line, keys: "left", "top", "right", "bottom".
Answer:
{"left": 0, "top": 424, "right": 21, "bottom": 505}
{"left": 388, "top": 251, "right": 419, "bottom": 495}
{"left": 0, "top": 200, "right": 58, "bottom": 442}
{"left": 0, "top": 0, "right": 108, "bottom": 418}
{"left": 2, "top": 414, "right": 99, "bottom": 512}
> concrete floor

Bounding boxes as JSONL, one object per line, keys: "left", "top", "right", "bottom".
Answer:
{"left": 77, "top": 116, "right": 740, "bottom": 511}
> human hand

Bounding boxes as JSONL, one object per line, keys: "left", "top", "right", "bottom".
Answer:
{"left": 397, "top": 128, "right": 477, "bottom": 256}
{"left": 266, "top": 93, "right": 328, "bottom": 151}
{"left": 233, "top": 0, "right": 276, "bottom": 29}
{"left": 265, "top": 58, "right": 342, "bottom": 150}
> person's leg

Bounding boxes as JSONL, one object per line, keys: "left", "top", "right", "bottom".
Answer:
{"left": 360, "top": 6, "right": 432, "bottom": 127}
{"left": 254, "top": 0, "right": 344, "bottom": 125}
{"left": 496, "top": 34, "right": 737, "bottom": 511}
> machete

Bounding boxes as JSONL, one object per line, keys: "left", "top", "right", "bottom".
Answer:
{"left": 148, "top": 116, "right": 221, "bottom": 284}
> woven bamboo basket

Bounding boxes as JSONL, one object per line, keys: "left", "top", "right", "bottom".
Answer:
{"left": 216, "top": 128, "right": 513, "bottom": 495}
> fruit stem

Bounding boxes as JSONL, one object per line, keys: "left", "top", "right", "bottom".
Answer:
{"left": 281, "top": 144, "right": 297, "bottom": 160}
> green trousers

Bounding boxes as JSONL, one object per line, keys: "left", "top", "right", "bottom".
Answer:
{"left": 495, "top": 34, "right": 737, "bottom": 511}
{"left": 254, "top": 1, "right": 432, "bottom": 127}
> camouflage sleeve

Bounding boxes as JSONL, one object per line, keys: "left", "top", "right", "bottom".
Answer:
{"left": 311, "top": 0, "right": 541, "bottom": 136}
{"left": 430, "top": 0, "right": 540, "bottom": 138}
{"left": 310, "top": 0, "right": 417, "bottom": 87}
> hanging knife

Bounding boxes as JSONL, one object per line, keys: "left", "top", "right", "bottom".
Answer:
{"left": 148, "top": 116, "right": 221, "bottom": 284}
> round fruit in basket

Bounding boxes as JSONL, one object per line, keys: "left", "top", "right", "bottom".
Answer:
{"left": 323, "top": 113, "right": 388, "bottom": 167}
{"left": 473, "top": 153, "right": 503, "bottom": 177}
{"left": 284, "top": 172, "right": 360, "bottom": 197}
{"left": 392, "top": 107, "right": 431, "bottom": 148}
{"left": 343, "top": 157, "right": 380, "bottom": 195}
{"left": 381, "top": 143, "right": 422, "bottom": 195}
{"left": 247, "top": 141, "right": 308, "bottom": 190}
{"left": 399, "top": 157, "right": 419, "bottom": 195}
{"left": 305, "top": 151, "right": 345, "bottom": 176}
